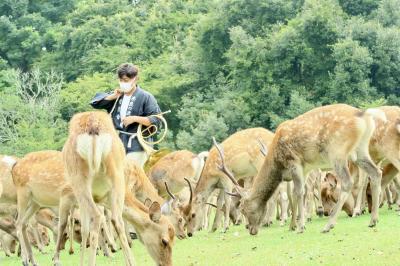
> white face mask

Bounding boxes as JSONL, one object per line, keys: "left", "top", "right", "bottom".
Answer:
{"left": 119, "top": 81, "right": 133, "bottom": 92}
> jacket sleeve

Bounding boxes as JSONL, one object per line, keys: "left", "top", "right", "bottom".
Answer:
{"left": 89, "top": 92, "right": 116, "bottom": 112}
{"left": 143, "top": 94, "right": 162, "bottom": 126}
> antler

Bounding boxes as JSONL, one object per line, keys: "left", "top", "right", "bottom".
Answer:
{"left": 164, "top": 182, "right": 176, "bottom": 200}
{"left": 212, "top": 137, "right": 240, "bottom": 187}
{"left": 205, "top": 202, "right": 218, "bottom": 208}
{"left": 257, "top": 138, "right": 268, "bottom": 156}
{"left": 184, "top": 177, "right": 193, "bottom": 205}
{"left": 225, "top": 190, "right": 241, "bottom": 197}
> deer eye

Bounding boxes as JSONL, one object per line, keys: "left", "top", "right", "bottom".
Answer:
{"left": 191, "top": 213, "right": 196, "bottom": 218}
{"left": 162, "top": 239, "right": 168, "bottom": 247}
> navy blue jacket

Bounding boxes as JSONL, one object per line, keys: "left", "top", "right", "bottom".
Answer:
{"left": 90, "top": 86, "right": 161, "bottom": 153}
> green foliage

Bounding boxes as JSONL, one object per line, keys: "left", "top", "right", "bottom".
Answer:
{"left": 327, "top": 39, "right": 376, "bottom": 105}
{"left": 60, "top": 72, "right": 115, "bottom": 121}
{"left": 0, "top": 69, "right": 66, "bottom": 156}
{"left": 0, "top": 0, "right": 399, "bottom": 154}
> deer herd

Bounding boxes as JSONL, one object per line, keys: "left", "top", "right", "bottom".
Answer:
{"left": 0, "top": 103, "right": 399, "bottom": 265}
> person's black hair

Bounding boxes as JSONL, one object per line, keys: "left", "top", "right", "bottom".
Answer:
{"left": 117, "top": 63, "right": 139, "bottom": 79}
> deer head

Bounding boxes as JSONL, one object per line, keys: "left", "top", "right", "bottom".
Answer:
{"left": 320, "top": 172, "right": 354, "bottom": 217}
{"left": 124, "top": 196, "right": 175, "bottom": 266}
{"left": 163, "top": 182, "right": 186, "bottom": 240}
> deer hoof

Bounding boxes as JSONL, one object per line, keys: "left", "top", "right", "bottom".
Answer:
{"left": 368, "top": 219, "right": 378, "bottom": 228}
{"left": 321, "top": 224, "right": 334, "bottom": 233}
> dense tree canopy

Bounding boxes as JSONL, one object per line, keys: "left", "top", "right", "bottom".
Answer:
{"left": 0, "top": 0, "right": 399, "bottom": 155}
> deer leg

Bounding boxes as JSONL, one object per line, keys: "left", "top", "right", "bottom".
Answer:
{"left": 355, "top": 155, "right": 382, "bottom": 227}
{"left": 30, "top": 219, "right": 45, "bottom": 254}
{"left": 68, "top": 208, "right": 75, "bottom": 255}
{"left": 35, "top": 210, "right": 58, "bottom": 243}
{"left": 322, "top": 161, "right": 352, "bottom": 233}
{"left": 99, "top": 228, "right": 111, "bottom": 257}
{"left": 109, "top": 201, "right": 135, "bottom": 266}
{"left": 291, "top": 169, "right": 306, "bottom": 233}
{"left": 73, "top": 183, "right": 102, "bottom": 266}
{"left": 393, "top": 176, "right": 400, "bottom": 208}
{"left": 353, "top": 169, "right": 368, "bottom": 217}
{"left": 288, "top": 180, "right": 297, "bottom": 231}
{"left": 222, "top": 186, "right": 232, "bottom": 233}
{"left": 263, "top": 191, "right": 277, "bottom": 227}
{"left": 15, "top": 187, "right": 40, "bottom": 266}
{"left": 53, "top": 193, "right": 74, "bottom": 266}
{"left": 108, "top": 166, "right": 134, "bottom": 266}
{"left": 124, "top": 220, "right": 133, "bottom": 248}
{"left": 100, "top": 208, "right": 118, "bottom": 253}
{"left": 279, "top": 187, "right": 289, "bottom": 226}
{"left": 211, "top": 190, "right": 224, "bottom": 232}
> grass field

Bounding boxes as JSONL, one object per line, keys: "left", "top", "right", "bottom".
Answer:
{"left": 2, "top": 209, "right": 399, "bottom": 266}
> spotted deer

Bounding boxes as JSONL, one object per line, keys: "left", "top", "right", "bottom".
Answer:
{"left": 223, "top": 104, "right": 386, "bottom": 235}
{"left": 125, "top": 158, "right": 186, "bottom": 239}
{"left": 61, "top": 111, "right": 134, "bottom": 266}
{"left": 181, "top": 128, "right": 275, "bottom": 236}
{"left": 147, "top": 150, "right": 208, "bottom": 198}
{"left": 369, "top": 106, "right": 400, "bottom": 196}
{"left": 321, "top": 106, "right": 400, "bottom": 218}
{"left": 11, "top": 149, "right": 174, "bottom": 266}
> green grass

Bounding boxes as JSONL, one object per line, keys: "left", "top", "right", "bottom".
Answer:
{"left": 2, "top": 209, "right": 400, "bottom": 265}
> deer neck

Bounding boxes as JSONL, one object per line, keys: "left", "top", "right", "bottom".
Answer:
{"left": 123, "top": 194, "right": 152, "bottom": 232}
{"left": 250, "top": 153, "right": 283, "bottom": 205}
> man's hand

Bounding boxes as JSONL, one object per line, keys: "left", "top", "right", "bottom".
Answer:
{"left": 122, "top": 116, "right": 152, "bottom": 127}
{"left": 122, "top": 116, "right": 138, "bottom": 127}
{"left": 105, "top": 88, "right": 122, "bottom": 100}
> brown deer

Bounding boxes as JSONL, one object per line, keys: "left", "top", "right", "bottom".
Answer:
{"left": 369, "top": 106, "right": 400, "bottom": 194}
{"left": 223, "top": 104, "right": 386, "bottom": 234}
{"left": 182, "top": 128, "right": 275, "bottom": 236}
{"left": 62, "top": 111, "right": 134, "bottom": 266}
{"left": 0, "top": 155, "right": 19, "bottom": 237}
{"left": 125, "top": 158, "right": 186, "bottom": 239}
{"left": 147, "top": 150, "right": 208, "bottom": 198}
{"left": 321, "top": 106, "right": 400, "bottom": 217}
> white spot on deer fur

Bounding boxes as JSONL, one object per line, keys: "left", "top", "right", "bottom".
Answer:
{"left": 365, "top": 108, "right": 387, "bottom": 123}
{"left": 1, "top": 156, "right": 16, "bottom": 167}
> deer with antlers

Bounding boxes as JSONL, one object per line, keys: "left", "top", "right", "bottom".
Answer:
{"left": 220, "top": 104, "right": 386, "bottom": 235}
{"left": 146, "top": 150, "right": 209, "bottom": 233}
{"left": 125, "top": 157, "right": 187, "bottom": 239}
{"left": 181, "top": 128, "right": 275, "bottom": 236}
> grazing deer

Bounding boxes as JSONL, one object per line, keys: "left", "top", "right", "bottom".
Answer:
{"left": 223, "top": 104, "right": 386, "bottom": 234}
{"left": 62, "top": 111, "right": 133, "bottom": 266}
{"left": 11, "top": 149, "right": 175, "bottom": 266}
{"left": 125, "top": 158, "right": 186, "bottom": 239}
{"left": 322, "top": 106, "right": 400, "bottom": 217}
{"left": 182, "top": 128, "right": 275, "bottom": 236}
{"left": 0, "top": 221, "right": 17, "bottom": 257}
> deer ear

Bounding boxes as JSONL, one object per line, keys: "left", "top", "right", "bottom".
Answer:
{"left": 144, "top": 198, "right": 152, "bottom": 208}
{"left": 149, "top": 201, "right": 161, "bottom": 223}
{"left": 325, "top": 173, "right": 337, "bottom": 188}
